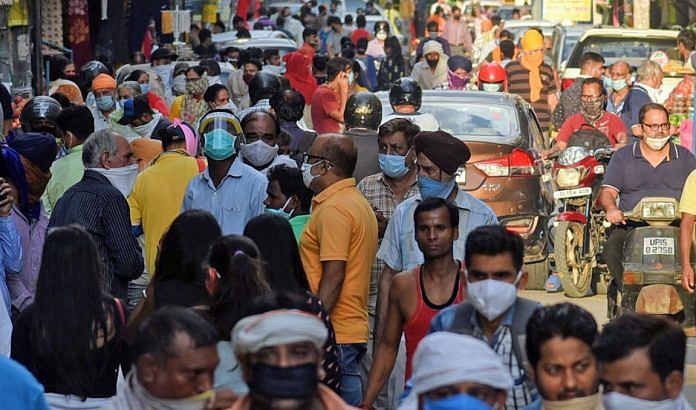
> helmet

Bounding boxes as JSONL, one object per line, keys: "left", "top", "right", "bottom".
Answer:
{"left": 20, "top": 96, "right": 62, "bottom": 134}
{"left": 389, "top": 78, "right": 422, "bottom": 110}
{"left": 345, "top": 92, "right": 383, "bottom": 131}
{"left": 78, "top": 60, "right": 109, "bottom": 98}
{"left": 249, "top": 72, "right": 282, "bottom": 105}
{"left": 478, "top": 63, "right": 507, "bottom": 92}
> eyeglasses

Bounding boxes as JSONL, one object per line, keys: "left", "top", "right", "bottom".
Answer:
{"left": 302, "top": 153, "right": 332, "bottom": 164}
{"left": 641, "top": 122, "right": 671, "bottom": 132}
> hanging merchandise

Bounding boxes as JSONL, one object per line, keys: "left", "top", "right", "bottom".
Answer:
{"left": 8, "top": 0, "right": 28, "bottom": 27}
{"left": 202, "top": 0, "right": 218, "bottom": 24}
{"left": 41, "top": 0, "right": 63, "bottom": 48}
{"left": 67, "top": 0, "right": 92, "bottom": 67}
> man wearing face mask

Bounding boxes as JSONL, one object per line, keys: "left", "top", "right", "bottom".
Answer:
{"left": 237, "top": 72, "right": 281, "bottom": 120}
{"left": 264, "top": 165, "right": 313, "bottom": 240}
{"left": 416, "top": 22, "right": 451, "bottom": 61}
{"left": 551, "top": 52, "right": 605, "bottom": 131}
{"left": 544, "top": 78, "right": 628, "bottom": 159}
{"left": 311, "top": 57, "right": 351, "bottom": 134}
{"left": 374, "top": 131, "right": 497, "bottom": 366}
{"left": 182, "top": 111, "right": 268, "bottom": 235}
{"left": 344, "top": 92, "right": 382, "bottom": 182}
{"left": 606, "top": 61, "right": 632, "bottom": 115}
{"left": 411, "top": 41, "right": 449, "bottom": 90}
{"left": 240, "top": 111, "right": 297, "bottom": 175}
{"left": 620, "top": 60, "right": 664, "bottom": 137}
{"left": 600, "top": 103, "right": 696, "bottom": 314}
{"left": 149, "top": 47, "right": 176, "bottom": 89}
{"left": 118, "top": 96, "right": 172, "bottom": 139}
{"left": 594, "top": 314, "right": 693, "bottom": 410}
{"left": 299, "top": 134, "right": 378, "bottom": 405}
{"left": 430, "top": 225, "right": 541, "bottom": 409}
{"left": 524, "top": 303, "right": 602, "bottom": 410}
{"left": 88, "top": 74, "right": 139, "bottom": 140}
{"left": 49, "top": 129, "right": 144, "bottom": 301}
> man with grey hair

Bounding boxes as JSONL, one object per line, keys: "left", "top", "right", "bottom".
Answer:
{"left": 620, "top": 60, "right": 664, "bottom": 137}
{"left": 49, "top": 129, "right": 144, "bottom": 301}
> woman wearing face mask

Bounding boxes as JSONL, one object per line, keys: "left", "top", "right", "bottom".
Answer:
{"left": 204, "top": 84, "right": 238, "bottom": 113}
{"left": 444, "top": 55, "right": 473, "bottom": 90}
{"left": 169, "top": 66, "right": 209, "bottom": 125}
{"left": 366, "top": 21, "right": 390, "bottom": 58}
{"left": 377, "top": 36, "right": 408, "bottom": 91}
{"left": 170, "top": 63, "right": 189, "bottom": 98}
{"left": 125, "top": 70, "right": 170, "bottom": 117}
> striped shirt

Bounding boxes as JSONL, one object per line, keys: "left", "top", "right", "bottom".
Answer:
{"left": 49, "top": 171, "right": 144, "bottom": 301}
{"left": 376, "top": 189, "right": 498, "bottom": 272}
{"left": 506, "top": 61, "right": 557, "bottom": 133}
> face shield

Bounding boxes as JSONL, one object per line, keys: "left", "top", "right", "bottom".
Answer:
{"left": 198, "top": 111, "right": 246, "bottom": 147}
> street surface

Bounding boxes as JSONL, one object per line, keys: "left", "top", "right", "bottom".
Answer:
{"left": 522, "top": 290, "right": 696, "bottom": 404}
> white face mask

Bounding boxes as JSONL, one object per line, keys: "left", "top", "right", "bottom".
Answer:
{"left": 376, "top": 32, "right": 387, "bottom": 41}
{"left": 153, "top": 65, "right": 171, "bottom": 87}
{"left": 301, "top": 161, "right": 323, "bottom": 189}
{"left": 207, "top": 75, "right": 222, "bottom": 86}
{"left": 465, "top": 271, "right": 521, "bottom": 321}
{"left": 240, "top": 139, "right": 279, "bottom": 167}
{"left": 91, "top": 164, "right": 139, "bottom": 198}
{"left": 645, "top": 135, "right": 671, "bottom": 151}
{"left": 602, "top": 392, "right": 679, "bottom": 410}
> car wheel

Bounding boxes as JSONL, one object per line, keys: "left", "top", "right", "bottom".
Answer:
{"left": 555, "top": 221, "right": 594, "bottom": 298}
{"left": 524, "top": 258, "right": 549, "bottom": 290}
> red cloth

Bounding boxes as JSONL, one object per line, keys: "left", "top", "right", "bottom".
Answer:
{"left": 147, "top": 92, "right": 170, "bottom": 117}
{"left": 402, "top": 263, "right": 465, "bottom": 380}
{"left": 311, "top": 85, "right": 342, "bottom": 134}
{"left": 351, "top": 29, "right": 370, "bottom": 44}
{"left": 283, "top": 52, "right": 318, "bottom": 104}
{"left": 556, "top": 112, "right": 626, "bottom": 146}
{"left": 237, "top": 0, "right": 250, "bottom": 20}
{"left": 298, "top": 42, "right": 316, "bottom": 61}
{"left": 67, "top": 0, "right": 92, "bottom": 68}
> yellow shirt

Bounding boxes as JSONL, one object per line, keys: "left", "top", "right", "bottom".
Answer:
{"left": 681, "top": 170, "right": 696, "bottom": 215}
{"left": 169, "top": 95, "right": 184, "bottom": 121}
{"left": 300, "top": 178, "right": 378, "bottom": 344}
{"left": 128, "top": 150, "right": 200, "bottom": 275}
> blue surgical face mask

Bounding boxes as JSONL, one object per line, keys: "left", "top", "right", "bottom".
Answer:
{"left": 424, "top": 393, "right": 493, "bottom": 410}
{"left": 96, "top": 95, "right": 115, "bottom": 111}
{"left": 602, "top": 76, "right": 613, "bottom": 90}
{"left": 265, "top": 197, "right": 294, "bottom": 219}
{"left": 203, "top": 129, "right": 238, "bottom": 160}
{"left": 379, "top": 153, "right": 410, "bottom": 178}
{"left": 140, "top": 83, "right": 151, "bottom": 94}
{"left": 418, "top": 175, "right": 456, "bottom": 199}
{"left": 612, "top": 78, "right": 628, "bottom": 92}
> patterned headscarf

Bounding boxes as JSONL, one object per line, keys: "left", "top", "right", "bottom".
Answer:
{"left": 183, "top": 73, "right": 210, "bottom": 125}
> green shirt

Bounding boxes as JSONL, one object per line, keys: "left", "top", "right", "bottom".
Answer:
{"left": 289, "top": 214, "right": 310, "bottom": 243}
{"left": 41, "top": 144, "right": 85, "bottom": 216}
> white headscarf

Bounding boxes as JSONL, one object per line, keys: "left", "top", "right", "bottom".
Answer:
{"left": 232, "top": 309, "right": 327, "bottom": 355}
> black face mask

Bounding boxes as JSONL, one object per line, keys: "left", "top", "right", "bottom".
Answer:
{"left": 248, "top": 363, "right": 318, "bottom": 399}
{"left": 427, "top": 58, "right": 439, "bottom": 68}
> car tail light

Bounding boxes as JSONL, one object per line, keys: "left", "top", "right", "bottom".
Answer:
{"left": 561, "top": 78, "right": 575, "bottom": 90}
{"left": 502, "top": 216, "right": 537, "bottom": 237}
{"left": 473, "top": 148, "right": 536, "bottom": 177}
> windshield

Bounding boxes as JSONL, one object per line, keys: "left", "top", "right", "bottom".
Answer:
{"left": 569, "top": 36, "right": 678, "bottom": 67}
{"left": 562, "top": 34, "right": 581, "bottom": 61}
{"left": 385, "top": 100, "right": 520, "bottom": 143}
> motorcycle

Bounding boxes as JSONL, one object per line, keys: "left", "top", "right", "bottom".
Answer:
{"left": 619, "top": 197, "right": 696, "bottom": 335}
{"left": 551, "top": 129, "right": 613, "bottom": 298}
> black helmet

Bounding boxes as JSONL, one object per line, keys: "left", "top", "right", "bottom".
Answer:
{"left": 345, "top": 92, "right": 382, "bottom": 130}
{"left": 374, "top": 20, "right": 390, "bottom": 34}
{"left": 389, "top": 77, "right": 422, "bottom": 110}
{"left": 78, "top": 60, "right": 109, "bottom": 98}
{"left": 249, "top": 72, "right": 281, "bottom": 105}
{"left": 20, "top": 96, "right": 62, "bottom": 134}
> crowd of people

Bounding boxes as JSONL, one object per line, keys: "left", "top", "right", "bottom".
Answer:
{"left": 0, "top": 1, "right": 695, "bottom": 410}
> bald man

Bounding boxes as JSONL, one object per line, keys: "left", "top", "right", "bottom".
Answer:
{"left": 607, "top": 61, "right": 632, "bottom": 115}
{"left": 299, "top": 134, "right": 378, "bottom": 406}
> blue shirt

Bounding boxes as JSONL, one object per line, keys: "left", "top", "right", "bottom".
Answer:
{"left": 376, "top": 190, "right": 498, "bottom": 271}
{"left": 182, "top": 155, "right": 268, "bottom": 235}
{"left": 0, "top": 216, "right": 22, "bottom": 316}
{"left": 619, "top": 85, "right": 653, "bottom": 135}
{"left": 0, "top": 356, "right": 49, "bottom": 409}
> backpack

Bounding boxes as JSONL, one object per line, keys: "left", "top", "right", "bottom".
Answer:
{"left": 567, "top": 123, "right": 612, "bottom": 151}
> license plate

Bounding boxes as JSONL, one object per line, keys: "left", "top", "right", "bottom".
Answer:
{"left": 553, "top": 187, "right": 592, "bottom": 200}
{"left": 643, "top": 238, "right": 675, "bottom": 255}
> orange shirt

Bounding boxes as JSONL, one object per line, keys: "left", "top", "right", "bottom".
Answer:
{"left": 300, "top": 178, "right": 378, "bottom": 344}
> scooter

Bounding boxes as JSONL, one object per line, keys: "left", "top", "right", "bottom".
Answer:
{"left": 619, "top": 197, "right": 696, "bottom": 336}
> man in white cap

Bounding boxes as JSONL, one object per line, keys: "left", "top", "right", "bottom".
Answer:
{"left": 231, "top": 308, "right": 357, "bottom": 410}
{"left": 399, "top": 331, "right": 513, "bottom": 409}
{"left": 410, "top": 41, "right": 449, "bottom": 90}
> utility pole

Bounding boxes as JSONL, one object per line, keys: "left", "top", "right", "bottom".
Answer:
{"left": 30, "top": 0, "right": 41, "bottom": 95}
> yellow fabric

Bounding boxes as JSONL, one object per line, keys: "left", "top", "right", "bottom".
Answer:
{"left": 128, "top": 151, "right": 200, "bottom": 275}
{"left": 521, "top": 30, "right": 545, "bottom": 103}
{"left": 521, "top": 29, "right": 544, "bottom": 51}
{"left": 299, "top": 178, "right": 378, "bottom": 344}
{"left": 170, "top": 95, "right": 184, "bottom": 120}
{"left": 680, "top": 169, "right": 696, "bottom": 215}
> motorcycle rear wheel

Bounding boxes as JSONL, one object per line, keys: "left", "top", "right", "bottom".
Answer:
{"left": 555, "top": 221, "right": 594, "bottom": 298}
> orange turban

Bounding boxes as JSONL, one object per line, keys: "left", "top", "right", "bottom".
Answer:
{"left": 521, "top": 30, "right": 544, "bottom": 52}
{"left": 131, "top": 138, "right": 163, "bottom": 169}
{"left": 91, "top": 73, "right": 116, "bottom": 91}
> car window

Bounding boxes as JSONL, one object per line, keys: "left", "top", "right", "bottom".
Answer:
{"left": 419, "top": 102, "right": 520, "bottom": 143}
{"left": 567, "top": 36, "right": 678, "bottom": 68}
{"left": 562, "top": 34, "right": 581, "bottom": 61}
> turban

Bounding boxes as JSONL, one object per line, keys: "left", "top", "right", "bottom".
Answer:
{"left": 91, "top": 73, "right": 116, "bottom": 91}
{"left": 481, "top": 19, "right": 493, "bottom": 33}
{"left": 7, "top": 132, "right": 58, "bottom": 173}
{"left": 447, "top": 55, "right": 472, "bottom": 73}
{"left": 131, "top": 139, "right": 163, "bottom": 164}
{"left": 400, "top": 332, "right": 513, "bottom": 408}
{"left": 232, "top": 309, "right": 328, "bottom": 355}
{"left": 414, "top": 131, "right": 470, "bottom": 175}
{"left": 521, "top": 29, "right": 544, "bottom": 52}
{"left": 423, "top": 40, "right": 444, "bottom": 57}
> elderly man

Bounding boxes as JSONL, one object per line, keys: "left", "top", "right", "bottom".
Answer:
{"left": 300, "top": 134, "right": 378, "bottom": 406}
{"left": 606, "top": 61, "right": 633, "bottom": 115}
{"left": 231, "top": 305, "right": 356, "bottom": 409}
{"left": 49, "top": 129, "right": 144, "bottom": 301}
{"left": 411, "top": 41, "right": 449, "bottom": 90}
{"left": 620, "top": 60, "right": 665, "bottom": 136}
{"left": 399, "top": 332, "right": 513, "bottom": 409}
{"left": 105, "top": 307, "right": 234, "bottom": 409}
{"left": 595, "top": 314, "right": 693, "bottom": 409}
{"left": 89, "top": 73, "right": 140, "bottom": 140}
{"left": 239, "top": 111, "right": 296, "bottom": 175}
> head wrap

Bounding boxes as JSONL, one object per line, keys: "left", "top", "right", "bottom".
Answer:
{"left": 414, "top": 130, "right": 470, "bottom": 175}
{"left": 447, "top": 56, "right": 472, "bottom": 73}
{"left": 232, "top": 309, "right": 328, "bottom": 355}
{"left": 169, "top": 119, "right": 199, "bottom": 157}
{"left": 520, "top": 30, "right": 545, "bottom": 103}
{"left": 283, "top": 52, "right": 318, "bottom": 103}
{"left": 7, "top": 132, "right": 58, "bottom": 173}
{"left": 407, "top": 332, "right": 513, "bottom": 398}
{"left": 91, "top": 73, "right": 116, "bottom": 91}
{"left": 481, "top": 19, "right": 493, "bottom": 33}
{"left": 422, "top": 40, "right": 444, "bottom": 57}
{"left": 131, "top": 139, "right": 163, "bottom": 165}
